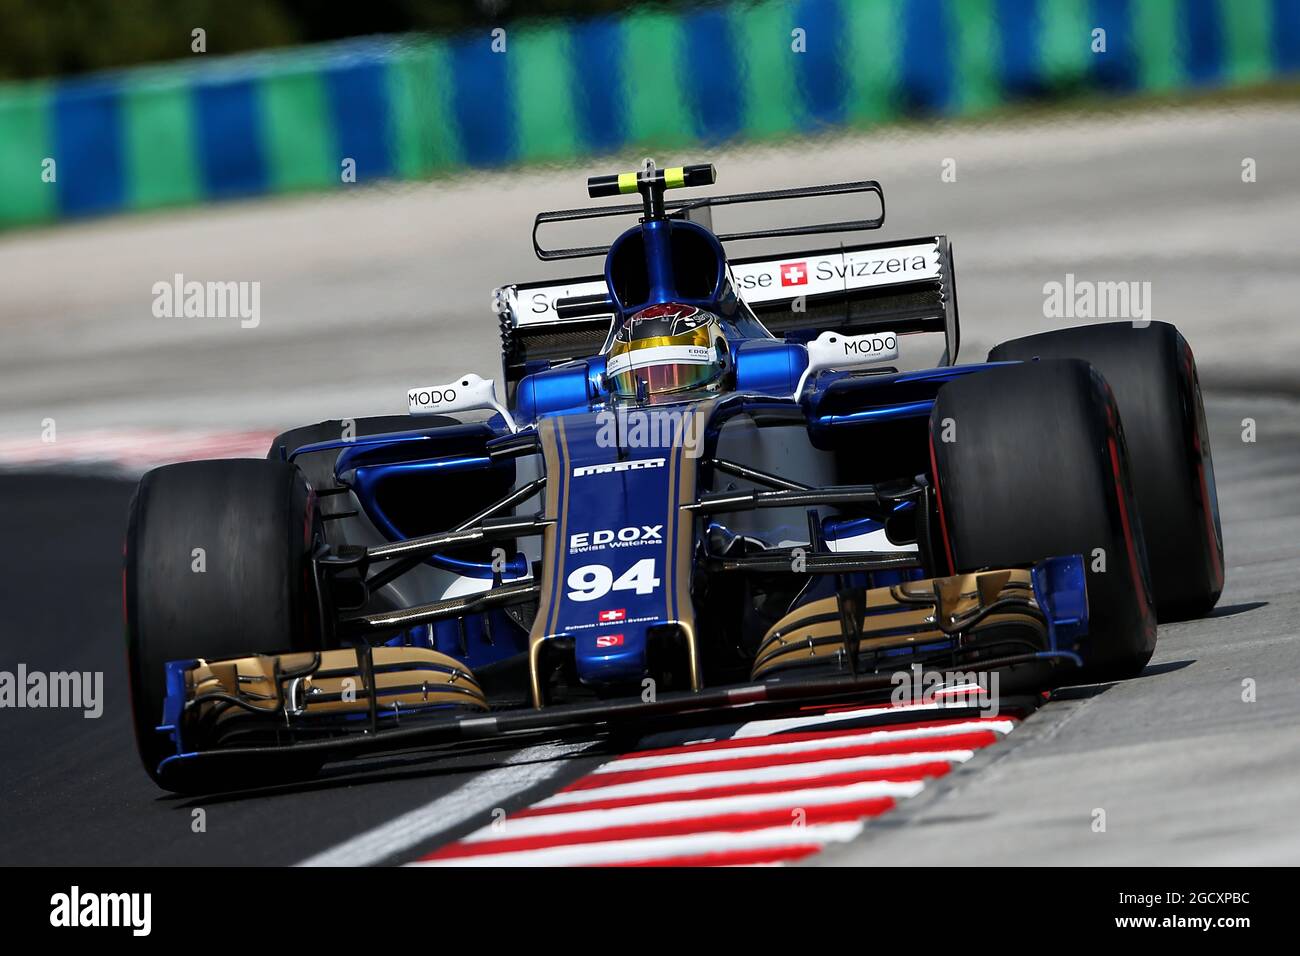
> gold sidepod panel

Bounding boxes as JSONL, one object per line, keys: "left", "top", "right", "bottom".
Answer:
{"left": 185, "top": 646, "right": 487, "bottom": 731}
{"left": 752, "top": 568, "right": 1045, "bottom": 680}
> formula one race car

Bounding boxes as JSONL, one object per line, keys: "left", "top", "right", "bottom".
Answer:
{"left": 124, "top": 161, "right": 1223, "bottom": 792}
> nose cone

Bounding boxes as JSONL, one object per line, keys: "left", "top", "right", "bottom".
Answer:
{"left": 575, "top": 627, "right": 646, "bottom": 686}
{"left": 538, "top": 409, "right": 695, "bottom": 695}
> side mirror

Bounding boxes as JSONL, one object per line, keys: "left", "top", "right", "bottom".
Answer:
{"left": 408, "top": 373, "right": 517, "bottom": 432}
{"left": 794, "top": 329, "right": 899, "bottom": 398}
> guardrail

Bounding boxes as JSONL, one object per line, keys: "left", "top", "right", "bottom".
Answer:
{"left": 1, "top": 0, "right": 1296, "bottom": 229}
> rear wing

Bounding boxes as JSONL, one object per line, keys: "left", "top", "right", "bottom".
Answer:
{"left": 496, "top": 235, "right": 960, "bottom": 391}
{"left": 495, "top": 279, "right": 614, "bottom": 394}
{"left": 731, "top": 235, "right": 960, "bottom": 361}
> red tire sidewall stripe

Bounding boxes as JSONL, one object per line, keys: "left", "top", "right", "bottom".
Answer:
{"left": 1183, "top": 344, "right": 1224, "bottom": 592}
{"left": 927, "top": 423, "right": 956, "bottom": 574}
{"left": 1106, "top": 430, "right": 1155, "bottom": 644}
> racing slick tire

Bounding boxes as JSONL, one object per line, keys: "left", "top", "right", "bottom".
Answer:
{"left": 988, "top": 322, "right": 1223, "bottom": 619}
{"left": 124, "top": 458, "right": 320, "bottom": 787}
{"left": 929, "top": 359, "right": 1157, "bottom": 681}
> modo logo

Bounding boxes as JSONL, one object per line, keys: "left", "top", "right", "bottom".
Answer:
{"left": 843, "top": 333, "right": 897, "bottom": 355}
{"left": 408, "top": 387, "right": 456, "bottom": 408}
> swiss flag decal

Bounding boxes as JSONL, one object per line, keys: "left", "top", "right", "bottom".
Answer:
{"left": 780, "top": 261, "right": 808, "bottom": 286}
{"left": 595, "top": 634, "right": 624, "bottom": 648}
{"left": 599, "top": 608, "right": 626, "bottom": 624}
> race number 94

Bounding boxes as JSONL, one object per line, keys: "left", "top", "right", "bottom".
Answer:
{"left": 567, "top": 559, "right": 661, "bottom": 602}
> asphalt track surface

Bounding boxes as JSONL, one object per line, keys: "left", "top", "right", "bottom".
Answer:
{"left": 1, "top": 102, "right": 1298, "bottom": 865}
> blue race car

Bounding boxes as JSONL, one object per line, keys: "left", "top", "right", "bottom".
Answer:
{"left": 124, "top": 162, "right": 1223, "bottom": 792}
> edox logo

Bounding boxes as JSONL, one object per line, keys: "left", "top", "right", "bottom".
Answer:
{"left": 569, "top": 525, "right": 664, "bottom": 553}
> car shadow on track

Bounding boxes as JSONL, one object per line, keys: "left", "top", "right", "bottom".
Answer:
{"left": 1048, "top": 657, "right": 1196, "bottom": 701}
{"left": 1139, "top": 658, "right": 1197, "bottom": 678}
{"left": 1050, "top": 682, "right": 1115, "bottom": 702}
{"left": 1204, "top": 601, "right": 1268, "bottom": 619}
{"left": 156, "top": 738, "right": 609, "bottom": 809}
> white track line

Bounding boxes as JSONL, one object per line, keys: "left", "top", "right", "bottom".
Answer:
{"left": 296, "top": 742, "right": 589, "bottom": 867}
{"left": 462, "top": 779, "right": 925, "bottom": 843}
{"left": 730, "top": 701, "right": 966, "bottom": 738}
{"left": 595, "top": 720, "right": 1016, "bottom": 773}
{"left": 414, "top": 821, "right": 867, "bottom": 867}
{"left": 533, "top": 749, "right": 975, "bottom": 809}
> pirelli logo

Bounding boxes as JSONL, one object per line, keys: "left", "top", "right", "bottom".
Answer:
{"left": 572, "top": 458, "right": 665, "bottom": 477}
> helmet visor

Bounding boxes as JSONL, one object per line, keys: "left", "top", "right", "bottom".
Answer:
{"left": 607, "top": 331, "right": 717, "bottom": 397}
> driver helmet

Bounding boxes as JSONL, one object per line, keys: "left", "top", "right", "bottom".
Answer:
{"left": 606, "top": 303, "right": 727, "bottom": 398}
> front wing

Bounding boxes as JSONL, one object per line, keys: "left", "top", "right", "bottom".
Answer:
{"left": 151, "top": 557, "right": 1087, "bottom": 791}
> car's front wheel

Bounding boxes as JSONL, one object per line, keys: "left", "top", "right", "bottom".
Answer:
{"left": 124, "top": 458, "right": 320, "bottom": 786}
{"left": 928, "top": 359, "right": 1157, "bottom": 681}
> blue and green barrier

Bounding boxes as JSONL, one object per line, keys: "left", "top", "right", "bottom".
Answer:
{"left": 1, "top": 0, "right": 1297, "bottom": 229}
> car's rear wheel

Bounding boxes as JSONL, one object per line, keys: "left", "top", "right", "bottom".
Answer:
{"left": 124, "top": 458, "right": 320, "bottom": 788}
{"left": 928, "top": 359, "right": 1156, "bottom": 681}
{"left": 988, "top": 322, "right": 1223, "bottom": 619}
